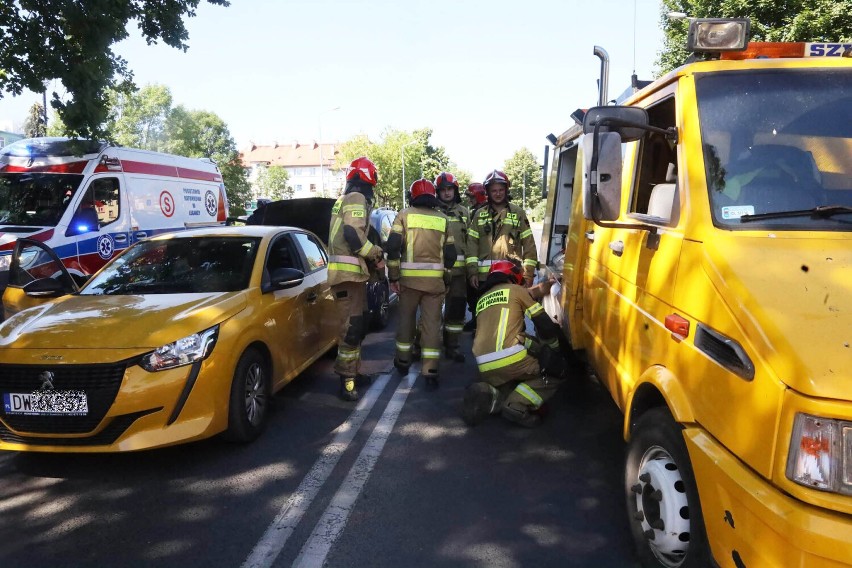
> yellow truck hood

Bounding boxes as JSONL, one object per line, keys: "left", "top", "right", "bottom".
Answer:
{"left": 704, "top": 234, "right": 852, "bottom": 400}
{"left": 0, "top": 292, "right": 247, "bottom": 350}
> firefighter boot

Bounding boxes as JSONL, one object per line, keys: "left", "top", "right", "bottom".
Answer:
{"left": 339, "top": 376, "right": 361, "bottom": 402}
{"left": 501, "top": 404, "right": 542, "bottom": 428}
{"left": 424, "top": 371, "right": 440, "bottom": 392}
{"left": 461, "top": 382, "right": 498, "bottom": 426}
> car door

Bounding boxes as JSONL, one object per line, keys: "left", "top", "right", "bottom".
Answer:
{"left": 290, "top": 231, "right": 335, "bottom": 348}
{"left": 2, "top": 238, "right": 79, "bottom": 319}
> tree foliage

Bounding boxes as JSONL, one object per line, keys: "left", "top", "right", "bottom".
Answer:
{"left": 255, "top": 166, "right": 292, "bottom": 201}
{"left": 503, "top": 148, "right": 544, "bottom": 219}
{"left": 24, "top": 103, "right": 46, "bottom": 138}
{"left": 108, "top": 85, "right": 173, "bottom": 150}
{"left": 0, "top": 0, "right": 228, "bottom": 138}
{"left": 658, "top": 0, "right": 852, "bottom": 74}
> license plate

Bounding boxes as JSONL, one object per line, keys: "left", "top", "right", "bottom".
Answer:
{"left": 3, "top": 391, "right": 89, "bottom": 416}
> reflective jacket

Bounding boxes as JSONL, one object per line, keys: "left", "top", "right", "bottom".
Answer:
{"left": 437, "top": 201, "right": 469, "bottom": 277}
{"left": 471, "top": 282, "right": 559, "bottom": 372}
{"left": 466, "top": 202, "right": 538, "bottom": 282}
{"left": 386, "top": 206, "right": 456, "bottom": 294}
{"left": 327, "top": 191, "right": 382, "bottom": 286}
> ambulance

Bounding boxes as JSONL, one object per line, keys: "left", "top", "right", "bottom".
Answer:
{"left": 539, "top": 19, "right": 852, "bottom": 568}
{"left": 0, "top": 137, "right": 229, "bottom": 301}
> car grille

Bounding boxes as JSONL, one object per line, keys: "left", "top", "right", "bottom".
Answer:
{"left": 0, "top": 360, "right": 134, "bottom": 434}
{"left": 0, "top": 409, "right": 161, "bottom": 447}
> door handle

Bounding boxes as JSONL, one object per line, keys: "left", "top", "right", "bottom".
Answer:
{"left": 306, "top": 292, "right": 318, "bottom": 303}
{"left": 134, "top": 231, "right": 148, "bottom": 239}
{"left": 585, "top": 230, "right": 595, "bottom": 242}
{"left": 113, "top": 234, "right": 127, "bottom": 244}
{"left": 609, "top": 240, "right": 624, "bottom": 256}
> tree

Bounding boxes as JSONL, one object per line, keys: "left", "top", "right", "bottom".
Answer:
{"left": 255, "top": 166, "right": 292, "bottom": 200}
{"left": 24, "top": 102, "right": 46, "bottom": 138}
{"left": 503, "top": 148, "right": 544, "bottom": 219}
{"left": 0, "top": 0, "right": 229, "bottom": 139}
{"left": 107, "top": 85, "right": 173, "bottom": 150}
{"left": 658, "top": 0, "right": 852, "bottom": 74}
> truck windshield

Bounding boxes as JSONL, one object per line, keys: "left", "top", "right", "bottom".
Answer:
{"left": 696, "top": 69, "right": 852, "bottom": 230}
{"left": 81, "top": 236, "right": 260, "bottom": 295}
{"left": 0, "top": 173, "right": 83, "bottom": 227}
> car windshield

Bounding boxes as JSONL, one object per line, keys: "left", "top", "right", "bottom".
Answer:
{"left": 697, "top": 69, "right": 852, "bottom": 230}
{"left": 81, "top": 236, "right": 260, "bottom": 295}
{"left": 0, "top": 173, "right": 83, "bottom": 227}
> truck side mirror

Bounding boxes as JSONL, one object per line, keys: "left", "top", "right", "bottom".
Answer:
{"left": 582, "top": 132, "right": 623, "bottom": 221}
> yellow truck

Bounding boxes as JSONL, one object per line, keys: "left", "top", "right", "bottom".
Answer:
{"left": 539, "top": 19, "right": 852, "bottom": 568}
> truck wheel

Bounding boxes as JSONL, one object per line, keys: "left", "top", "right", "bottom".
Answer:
{"left": 223, "top": 348, "right": 270, "bottom": 443}
{"left": 625, "top": 407, "right": 711, "bottom": 568}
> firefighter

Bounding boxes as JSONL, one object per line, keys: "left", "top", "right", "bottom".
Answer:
{"left": 387, "top": 179, "right": 456, "bottom": 390}
{"left": 328, "top": 156, "right": 385, "bottom": 401}
{"left": 434, "top": 172, "right": 469, "bottom": 362}
{"left": 466, "top": 170, "right": 538, "bottom": 289}
{"left": 461, "top": 260, "right": 563, "bottom": 428}
{"left": 463, "top": 182, "right": 488, "bottom": 332}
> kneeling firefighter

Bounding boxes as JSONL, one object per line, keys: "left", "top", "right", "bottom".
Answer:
{"left": 462, "top": 260, "right": 564, "bottom": 427}
{"left": 328, "top": 157, "right": 385, "bottom": 401}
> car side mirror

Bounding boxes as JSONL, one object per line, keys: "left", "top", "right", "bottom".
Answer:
{"left": 65, "top": 208, "right": 100, "bottom": 237}
{"left": 23, "top": 277, "right": 68, "bottom": 298}
{"left": 269, "top": 267, "right": 305, "bottom": 290}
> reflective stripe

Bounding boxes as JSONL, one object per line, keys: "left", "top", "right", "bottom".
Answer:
{"left": 525, "top": 303, "right": 544, "bottom": 318}
{"left": 523, "top": 259, "right": 538, "bottom": 268}
{"left": 456, "top": 254, "right": 465, "bottom": 261}
{"left": 329, "top": 254, "right": 364, "bottom": 274}
{"left": 329, "top": 263, "right": 364, "bottom": 273}
{"left": 408, "top": 214, "right": 447, "bottom": 231}
{"left": 476, "top": 344, "right": 528, "bottom": 372}
{"left": 479, "top": 260, "right": 494, "bottom": 268}
{"left": 465, "top": 257, "right": 479, "bottom": 266}
{"left": 453, "top": 260, "right": 465, "bottom": 268}
{"left": 342, "top": 204, "right": 363, "bottom": 213}
{"left": 468, "top": 229, "right": 480, "bottom": 239}
{"left": 330, "top": 255, "right": 361, "bottom": 265}
{"left": 396, "top": 342, "right": 411, "bottom": 352}
{"left": 495, "top": 308, "right": 509, "bottom": 352}
{"left": 445, "top": 324, "right": 464, "bottom": 333}
{"left": 387, "top": 259, "right": 400, "bottom": 267}
{"left": 421, "top": 348, "right": 440, "bottom": 360}
{"left": 401, "top": 269, "right": 444, "bottom": 278}
{"left": 337, "top": 348, "right": 360, "bottom": 361}
{"left": 520, "top": 229, "right": 533, "bottom": 239}
{"left": 514, "top": 382, "right": 543, "bottom": 408}
{"left": 329, "top": 217, "right": 343, "bottom": 244}
{"left": 401, "top": 262, "right": 444, "bottom": 270}
{"left": 356, "top": 240, "right": 374, "bottom": 256}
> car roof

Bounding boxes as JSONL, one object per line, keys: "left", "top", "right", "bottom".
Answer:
{"left": 150, "top": 225, "right": 307, "bottom": 241}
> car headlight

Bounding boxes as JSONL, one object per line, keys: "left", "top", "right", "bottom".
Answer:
{"left": 140, "top": 325, "right": 219, "bottom": 372}
{"left": 0, "top": 253, "right": 10, "bottom": 272}
{"left": 786, "top": 413, "right": 852, "bottom": 495}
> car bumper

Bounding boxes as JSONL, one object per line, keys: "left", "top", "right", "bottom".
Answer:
{"left": 685, "top": 428, "right": 852, "bottom": 567}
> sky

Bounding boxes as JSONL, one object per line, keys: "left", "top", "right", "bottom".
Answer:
{"left": 0, "top": 0, "right": 666, "bottom": 180}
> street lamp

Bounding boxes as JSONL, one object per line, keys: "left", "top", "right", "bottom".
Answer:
{"left": 401, "top": 140, "right": 416, "bottom": 209}
{"left": 318, "top": 106, "right": 340, "bottom": 197}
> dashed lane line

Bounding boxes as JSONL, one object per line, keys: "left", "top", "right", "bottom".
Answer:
{"left": 242, "top": 372, "right": 392, "bottom": 568}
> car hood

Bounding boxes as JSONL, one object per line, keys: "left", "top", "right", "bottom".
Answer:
{"left": 248, "top": 197, "right": 335, "bottom": 244}
{"left": 704, "top": 234, "right": 852, "bottom": 400}
{"left": 0, "top": 292, "right": 247, "bottom": 350}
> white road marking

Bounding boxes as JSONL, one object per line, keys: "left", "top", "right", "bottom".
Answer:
{"left": 292, "top": 368, "right": 417, "bottom": 568}
{"left": 241, "top": 372, "right": 392, "bottom": 568}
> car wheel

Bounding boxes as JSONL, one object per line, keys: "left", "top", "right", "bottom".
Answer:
{"left": 371, "top": 281, "right": 390, "bottom": 330}
{"left": 625, "top": 407, "right": 711, "bottom": 568}
{"left": 223, "top": 348, "right": 270, "bottom": 443}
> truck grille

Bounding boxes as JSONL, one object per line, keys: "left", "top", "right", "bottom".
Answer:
{"left": 0, "top": 360, "right": 133, "bottom": 434}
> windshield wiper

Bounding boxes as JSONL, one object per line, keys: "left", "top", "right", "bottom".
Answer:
{"left": 740, "top": 205, "right": 852, "bottom": 223}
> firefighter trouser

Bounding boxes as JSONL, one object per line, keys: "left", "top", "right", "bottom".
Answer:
{"left": 332, "top": 281, "right": 367, "bottom": 378}
{"left": 477, "top": 348, "right": 561, "bottom": 414}
{"left": 396, "top": 286, "right": 444, "bottom": 376}
{"left": 443, "top": 274, "right": 467, "bottom": 350}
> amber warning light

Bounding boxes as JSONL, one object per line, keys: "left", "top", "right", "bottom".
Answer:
{"left": 665, "top": 314, "right": 690, "bottom": 340}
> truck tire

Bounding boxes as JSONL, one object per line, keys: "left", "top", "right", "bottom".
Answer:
{"left": 223, "top": 348, "right": 270, "bottom": 443}
{"left": 625, "top": 407, "right": 711, "bottom": 568}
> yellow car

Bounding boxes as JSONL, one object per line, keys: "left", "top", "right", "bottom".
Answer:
{"left": 0, "top": 226, "right": 337, "bottom": 452}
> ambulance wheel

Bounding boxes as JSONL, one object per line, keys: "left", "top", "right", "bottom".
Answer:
{"left": 625, "top": 407, "right": 711, "bottom": 568}
{"left": 224, "top": 348, "right": 270, "bottom": 443}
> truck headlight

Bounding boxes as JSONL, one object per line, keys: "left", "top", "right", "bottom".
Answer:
{"left": 786, "top": 413, "right": 852, "bottom": 495}
{"left": 140, "top": 325, "right": 219, "bottom": 372}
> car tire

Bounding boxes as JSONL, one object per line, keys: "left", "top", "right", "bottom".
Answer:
{"left": 370, "top": 281, "right": 390, "bottom": 330}
{"left": 223, "top": 348, "right": 270, "bottom": 443}
{"left": 625, "top": 407, "right": 711, "bottom": 568}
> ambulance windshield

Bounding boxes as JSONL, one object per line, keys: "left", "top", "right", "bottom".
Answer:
{"left": 696, "top": 69, "right": 852, "bottom": 230}
{"left": 0, "top": 173, "right": 83, "bottom": 227}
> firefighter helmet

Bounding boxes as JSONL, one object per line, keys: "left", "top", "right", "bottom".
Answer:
{"left": 409, "top": 178, "right": 436, "bottom": 200}
{"left": 346, "top": 156, "right": 378, "bottom": 186}
{"left": 489, "top": 259, "right": 524, "bottom": 285}
{"left": 483, "top": 169, "right": 511, "bottom": 189}
{"left": 466, "top": 183, "right": 487, "bottom": 206}
{"left": 435, "top": 172, "right": 460, "bottom": 203}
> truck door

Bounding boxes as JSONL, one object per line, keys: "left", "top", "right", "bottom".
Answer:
{"left": 583, "top": 90, "right": 684, "bottom": 399}
{"left": 64, "top": 175, "right": 130, "bottom": 275}
{"left": 2, "top": 238, "right": 79, "bottom": 319}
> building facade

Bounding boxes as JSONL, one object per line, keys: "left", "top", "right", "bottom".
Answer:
{"left": 240, "top": 141, "right": 344, "bottom": 201}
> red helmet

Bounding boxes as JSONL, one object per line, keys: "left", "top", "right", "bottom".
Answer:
{"left": 466, "top": 183, "right": 487, "bottom": 205}
{"left": 434, "top": 172, "right": 459, "bottom": 190}
{"left": 483, "top": 169, "right": 511, "bottom": 189}
{"left": 409, "top": 178, "right": 436, "bottom": 200}
{"left": 490, "top": 259, "right": 524, "bottom": 285}
{"left": 346, "top": 156, "right": 378, "bottom": 186}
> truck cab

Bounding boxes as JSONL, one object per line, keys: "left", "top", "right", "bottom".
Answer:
{"left": 542, "top": 21, "right": 852, "bottom": 568}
